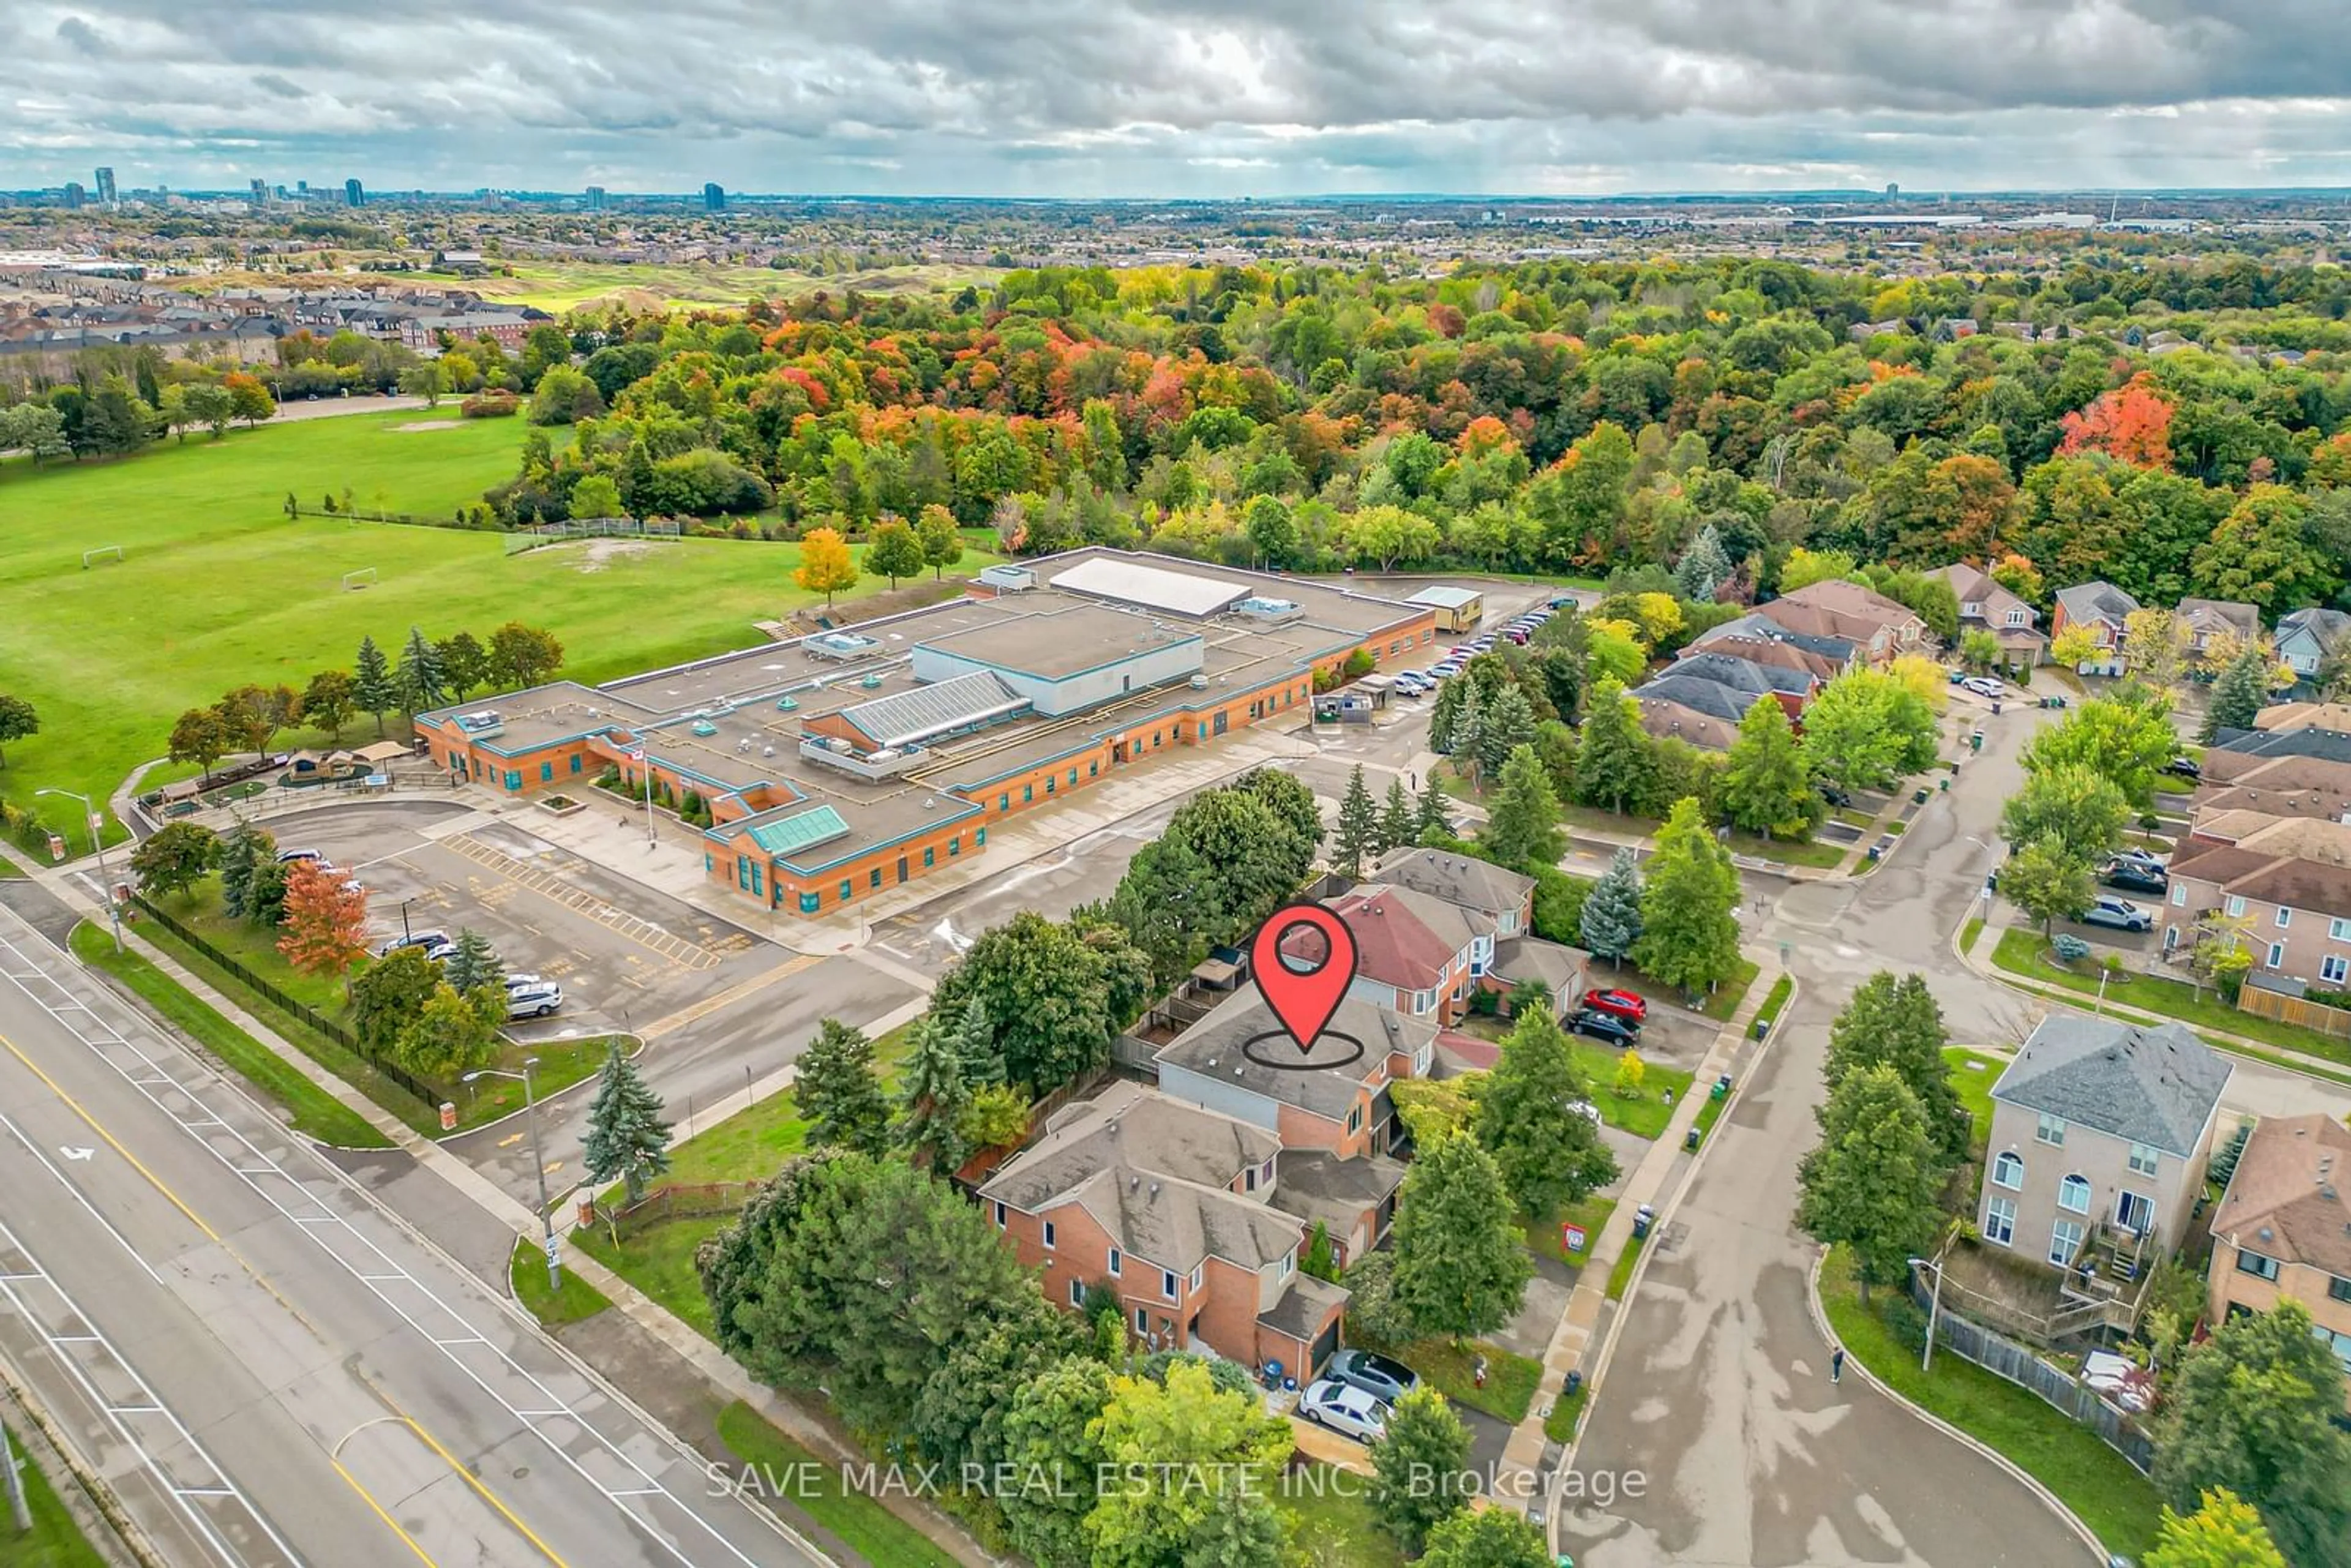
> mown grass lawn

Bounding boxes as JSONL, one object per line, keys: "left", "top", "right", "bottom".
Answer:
{"left": 1607, "top": 1232, "right": 1648, "bottom": 1302}
{"left": 1576, "top": 1041, "right": 1692, "bottom": 1139}
{"left": 714, "top": 1401, "right": 962, "bottom": 1568}
{"left": 509, "top": 1236, "right": 612, "bottom": 1327}
{"left": 0, "top": 413, "right": 997, "bottom": 849}
{"left": 1522, "top": 1194, "right": 1618, "bottom": 1268}
{"left": 69, "top": 919, "right": 388, "bottom": 1147}
{"left": 1942, "top": 1044, "right": 2006, "bottom": 1162}
{"left": 1277, "top": 1464, "right": 1405, "bottom": 1568}
{"left": 1818, "top": 1247, "right": 2159, "bottom": 1560}
{"left": 1362, "top": 1338, "right": 1543, "bottom": 1424}
{"left": 3, "top": 1425, "right": 110, "bottom": 1568}
{"left": 1990, "top": 927, "right": 2351, "bottom": 1068}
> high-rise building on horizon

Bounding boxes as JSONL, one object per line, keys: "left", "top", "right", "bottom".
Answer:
{"left": 94, "top": 165, "right": 116, "bottom": 204}
{"left": 1885, "top": 181, "right": 1900, "bottom": 198}
{"left": 702, "top": 181, "right": 726, "bottom": 212}
{"left": 586, "top": 185, "right": 606, "bottom": 210}
{"left": 250, "top": 177, "right": 268, "bottom": 206}
{"left": 62, "top": 182, "right": 85, "bottom": 209}
{"left": 344, "top": 178, "right": 365, "bottom": 207}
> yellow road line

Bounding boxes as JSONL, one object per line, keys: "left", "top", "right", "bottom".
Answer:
{"left": 402, "top": 1417, "right": 571, "bottom": 1568}
{"left": 332, "top": 1457, "right": 440, "bottom": 1567}
{"left": 0, "top": 1032, "right": 220, "bottom": 1243}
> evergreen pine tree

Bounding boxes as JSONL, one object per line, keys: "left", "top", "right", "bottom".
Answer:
{"left": 1417, "top": 776, "right": 1455, "bottom": 842}
{"left": 2200, "top": 650, "right": 2271, "bottom": 742}
{"left": 950, "top": 993, "right": 1006, "bottom": 1086}
{"left": 1574, "top": 678, "right": 1653, "bottom": 814}
{"left": 1379, "top": 779, "right": 1419, "bottom": 855}
{"left": 394, "top": 626, "right": 446, "bottom": 714}
{"left": 443, "top": 927, "right": 505, "bottom": 996}
{"left": 217, "top": 823, "right": 277, "bottom": 920}
{"left": 1427, "top": 678, "right": 1466, "bottom": 756}
{"left": 1674, "top": 523, "right": 1733, "bottom": 603}
{"left": 1450, "top": 684, "right": 1486, "bottom": 787}
{"left": 896, "top": 1011, "right": 974, "bottom": 1172}
{"left": 582, "top": 1041, "right": 672, "bottom": 1206}
{"left": 1333, "top": 765, "right": 1381, "bottom": 879}
{"left": 353, "top": 634, "right": 396, "bottom": 738}
{"left": 1479, "top": 745, "right": 1565, "bottom": 872}
{"left": 1579, "top": 846, "right": 1644, "bottom": 968}
{"left": 1477, "top": 683, "right": 1538, "bottom": 781}
{"left": 795, "top": 1018, "right": 892, "bottom": 1156}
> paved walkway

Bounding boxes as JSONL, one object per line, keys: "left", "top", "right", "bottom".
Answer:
{"left": 29, "top": 868, "right": 978, "bottom": 1567}
{"left": 1492, "top": 960, "right": 1783, "bottom": 1515}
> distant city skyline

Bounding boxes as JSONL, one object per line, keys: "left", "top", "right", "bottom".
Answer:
{"left": 9, "top": 2, "right": 2351, "bottom": 198}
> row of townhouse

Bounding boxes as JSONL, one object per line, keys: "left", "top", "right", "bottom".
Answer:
{"left": 976, "top": 847, "right": 1593, "bottom": 1380}
{"left": 2049, "top": 580, "right": 2264, "bottom": 677}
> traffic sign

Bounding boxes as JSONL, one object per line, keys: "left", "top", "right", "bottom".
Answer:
{"left": 543, "top": 1232, "right": 563, "bottom": 1270}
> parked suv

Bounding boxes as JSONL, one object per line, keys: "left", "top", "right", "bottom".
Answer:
{"left": 1567, "top": 1008, "right": 1641, "bottom": 1046}
{"left": 506, "top": 981, "right": 564, "bottom": 1020}
{"left": 2101, "top": 860, "right": 2168, "bottom": 896}
{"left": 1325, "top": 1349, "right": 1419, "bottom": 1405}
{"left": 2077, "top": 896, "right": 2152, "bottom": 933}
{"left": 1580, "top": 988, "right": 1648, "bottom": 1022}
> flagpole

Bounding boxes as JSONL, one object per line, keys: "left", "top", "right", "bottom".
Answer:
{"left": 635, "top": 745, "right": 656, "bottom": 846}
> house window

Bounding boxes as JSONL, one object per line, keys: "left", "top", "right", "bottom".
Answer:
{"left": 1346, "top": 1104, "right": 1363, "bottom": 1135}
{"left": 2172, "top": 883, "right": 2187, "bottom": 907}
{"left": 1984, "top": 1197, "right": 2016, "bottom": 1247}
{"left": 1108, "top": 1247, "right": 1122, "bottom": 1277}
{"left": 1045, "top": 776, "right": 1055, "bottom": 795}
{"left": 2329, "top": 1275, "right": 2351, "bottom": 1304}
{"left": 992, "top": 1201, "right": 1006, "bottom": 1228}
{"left": 1069, "top": 1279, "right": 1085, "bottom": 1307}
{"left": 1162, "top": 1270, "right": 1178, "bottom": 1300}
{"left": 999, "top": 793, "right": 1010, "bottom": 811}
{"left": 1189, "top": 1264, "right": 1203, "bottom": 1292}
{"left": 798, "top": 891, "right": 818, "bottom": 914}
{"left": 2058, "top": 1175, "right": 2091, "bottom": 1214}
{"left": 923, "top": 846, "right": 934, "bottom": 868}
{"left": 840, "top": 879, "right": 853, "bottom": 901}
{"left": 1991, "top": 1151, "right": 2023, "bottom": 1190}
{"left": 2036, "top": 1112, "right": 2066, "bottom": 1146}
{"left": 1068, "top": 768, "right": 1079, "bottom": 786}
{"left": 2049, "top": 1219, "right": 2085, "bottom": 1267}
{"left": 2276, "top": 907, "right": 2292, "bottom": 929}
{"left": 2326, "top": 955, "right": 2350, "bottom": 986}
{"left": 2128, "top": 1142, "right": 2159, "bottom": 1177}
{"left": 1245, "top": 1166, "right": 1257, "bottom": 1191}
{"left": 569, "top": 754, "right": 582, "bottom": 774}
{"left": 2004, "top": 609, "right": 2027, "bottom": 627}
{"left": 2236, "top": 1250, "right": 2281, "bottom": 1281}
{"left": 2267, "top": 942, "right": 2286, "bottom": 968}
{"left": 1277, "top": 1253, "right": 1294, "bottom": 1280}
{"left": 2318, "top": 1326, "right": 2351, "bottom": 1378}
{"left": 977, "top": 828, "right": 987, "bottom": 847}
{"left": 504, "top": 770, "right": 522, "bottom": 790}
{"left": 1261, "top": 1157, "right": 1275, "bottom": 1185}
{"left": 540, "top": 761, "right": 553, "bottom": 782}
{"left": 1134, "top": 1306, "right": 1149, "bottom": 1334}
{"left": 1042, "top": 1221, "right": 1056, "bottom": 1250}
{"left": 2227, "top": 895, "right": 2246, "bottom": 918}
{"left": 1023, "top": 785, "right": 1033, "bottom": 803}
{"left": 2332, "top": 917, "right": 2351, "bottom": 943}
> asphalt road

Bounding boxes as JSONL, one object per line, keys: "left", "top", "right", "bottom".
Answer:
{"left": 0, "top": 905, "right": 825, "bottom": 1568}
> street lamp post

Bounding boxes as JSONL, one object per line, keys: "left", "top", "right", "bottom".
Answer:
{"left": 1964, "top": 834, "right": 1999, "bottom": 929}
{"left": 465, "top": 1057, "right": 555, "bottom": 1291}
{"left": 39, "top": 789, "right": 121, "bottom": 955}
{"left": 1910, "top": 1255, "right": 1947, "bottom": 1372}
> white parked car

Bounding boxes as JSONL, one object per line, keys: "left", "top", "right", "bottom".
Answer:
{"left": 506, "top": 981, "right": 564, "bottom": 1021}
{"left": 1299, "top": 1378, "right": 1389, "bottom": 1442}
{"left": 1960, "top": 677, "right": 2005, "bottom": 699}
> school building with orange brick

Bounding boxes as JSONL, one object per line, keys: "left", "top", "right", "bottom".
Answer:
{"left": 413, "top": 548, "right": 1439, "bottom": 919}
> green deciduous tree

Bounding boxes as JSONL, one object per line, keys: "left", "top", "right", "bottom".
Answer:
{"left": 1796, "top": 1064, "right": 1943, "bottom": 1305}
{"left": 167, "top": 705, "right": 234, "bottom": 781}
{"left": 0, "top": 693, "right": 37, "bottom": 768}
{"left": 1719, "top": 697, "right": 1819, "bottom": 839}
{"left": 2000, "top": 763, "right": 2129, "bottom": 863}
{"left": 1634, "top": 797, "right": 1742, "bottom": 999}
{"left": 1333, "top": 764, "right": 1380, "bottom": 879}
{"left": 997, "top": 1355, "right": 1116, "bottom": 1568}
{"left": 1823, "top": 971, "right": 1967, "bottom": 1166}
{"left": 299, "top": 669, "right": 356, "bottom": 740}
{"left": 1368, "top": 1387, "right": 1476, "bottom": 1555}
{"left": 917, "top": 505, "right": 965, "bottom": 580}
{"left": 1476, "top": 1007, "right": 1617, "bottom": 1218}
{"left": 487, "top": 622, "right": 564, "bottom": 691}
{"left": 2021, "top": 690, "right": 2181, "bottom": 808}
{"left": 1084, "top": 1359, "right": 1291, "bottom": 1568}
{"left": 2001, "top": 836, "right": 2095, "bottom": 937}
{"left": 1574, "top": 677, "right": 1653, "bottom": 815}
{"left": 1801, "top": 669, "right": 1940, "bottom": 792}
{"left": 435, "top": 631, "right": 489, "bottom": 699}
{"left": 351, "top": 945, "right": 440, "bottom": 1059}
{"left": 2154, "top": 1299, "right": 2351, "bottom": 1568}
{"left": 394, "top": 981, "right": 500, "bottom": 1078}
{"left": 2143, "top": 1488, "right": 2288, "bottom": 1568}
{"left": 865, "top": 517, "right": 926, "bottom": 587}
{"left": 1389, "top": 1131, "right": 1533, "bottom": 1345}
{"left": 1418, "top": 1505, "right": 1551, "bottom": 1568}
{"left": 1580, "top": 846, "right": 1644, "bottom": 967}
{"left": 795, "top": 1018, "right": 893, "bottom": 1156}
{"left": 929, "top": 912, "right": 1119, "bottom": 1093}
{"left": 1479, "top": 745, "right": 1565, "bottom": 874}
{"left": 582, "top": 1041, "right": 672, "bottom": 1204}
{"left": 128, "top": 821, "right": 217, "bottom": 901}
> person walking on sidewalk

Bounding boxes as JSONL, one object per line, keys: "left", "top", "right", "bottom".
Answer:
{"left": 1830, "top": 1346, "right": 1845, "bottom": 1385}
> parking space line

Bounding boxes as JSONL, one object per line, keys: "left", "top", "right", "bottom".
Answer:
{"left": 437, "top": 833, "right": 722, "bottom": 969}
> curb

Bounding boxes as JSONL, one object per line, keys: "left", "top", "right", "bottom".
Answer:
{"left": 1800, "top": 1251, "right": 2109, "bottom": 1566}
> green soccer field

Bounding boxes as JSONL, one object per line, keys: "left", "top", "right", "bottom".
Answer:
{"left": 0, "top": 413, "right": 992, "bottom": 849}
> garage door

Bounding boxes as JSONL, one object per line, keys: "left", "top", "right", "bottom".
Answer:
{"left": 1307, "top": 1319, "right": 1340, "bottom": 1376}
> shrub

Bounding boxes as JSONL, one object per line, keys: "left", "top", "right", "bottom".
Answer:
{"left": 459, "top": 390, "right": 522, "bottom": 418}
{"left": 2052, "top": 933, "right": 2093, "bottom": 963}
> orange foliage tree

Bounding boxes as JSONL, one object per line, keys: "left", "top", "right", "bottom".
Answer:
{"left": 2057, "top": 373, "right": 2173, "bottom": 468}
{"left": 276, "top": 861, "right": 369, "bottom": 993}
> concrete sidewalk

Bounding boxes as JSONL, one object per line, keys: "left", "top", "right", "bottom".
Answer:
{"left": 1490, "top": 958, "right": 1784, "bottom": 1517}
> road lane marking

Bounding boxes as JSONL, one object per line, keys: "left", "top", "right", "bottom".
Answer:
{"left": 0, "top": 1032, "right": 221, "bottom": 1242}
{"left": 329, "top": 1460, "right": 438, "bottom": 1568}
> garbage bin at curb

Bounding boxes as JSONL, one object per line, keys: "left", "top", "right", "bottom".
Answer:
{"left": 1631, "top": 1204, "right": 1655, "bottom": 1240}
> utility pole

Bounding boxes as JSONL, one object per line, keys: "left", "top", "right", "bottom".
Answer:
{"left": 2, "top": 1409, "right": 31, "bottom": 1535}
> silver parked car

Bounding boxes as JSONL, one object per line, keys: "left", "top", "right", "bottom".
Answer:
{"left": 2077, "top": 896, "right": 2151, "bottom": 933}
{"left": 1325, "top": 1348, "right": 1419, "bottom": 1405}
{"left": 1299, "top": 1378, "right": 1389, "bottom": 1443}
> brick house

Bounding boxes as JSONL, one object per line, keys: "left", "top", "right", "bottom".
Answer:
{"left": 1682, "top": 613, "right": 1858, "bottom": 681}
{"left": 1367, "top": 849, "right": 1586, "bottom": 1015}
{"left": 2050, "top": 581, "right": 2141, "bottom": 675}
{"left": 1154, "top": 989, "right": 1436, "bottom": 1158}
{"left": 1752, "top": 580, "right": 1926, "bottom": 665}
{"left": 2206, "top": 1112, "right": 2351, "bottom": 1409}
{"left": 2164, "top": 812, "right": 2351, "bottom": 987}
{"left": 977, "top": 1081, "right": 1353, "bottom": 1376}
{"left": 1315, "top": 883, "right": 1491, "bottom": 1026}
{"left": 1978, "top": 1016, "right": 2230, "bottom": 1288}
{"left": 1935, "top": 561, "right": 2047, "bottom": 669}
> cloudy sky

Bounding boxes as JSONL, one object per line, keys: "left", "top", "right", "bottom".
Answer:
{"left": 9, "top": 1, "right": 2351, "bottom": 197}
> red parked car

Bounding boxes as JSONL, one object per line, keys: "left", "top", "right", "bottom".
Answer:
{"left": 1581, "top": 988, "right": 1648, "bottom": 1023}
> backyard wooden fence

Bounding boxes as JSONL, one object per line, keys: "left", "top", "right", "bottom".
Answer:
{"left": 2236, "top": 983, "right": 2351, "bottom": 1040}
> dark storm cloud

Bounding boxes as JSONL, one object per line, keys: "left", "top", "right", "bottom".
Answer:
{"left": 7, "top": 0, "right": 2349, "bottom": 192}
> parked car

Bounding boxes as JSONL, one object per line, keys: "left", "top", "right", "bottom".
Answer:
{"left": 2101, "top": 861, "right": 2168, "bottom": 896}
{"left": 1503, "top": 628, "right": 1530, "bottom": 645}
{"left": 377, "top": 929, "right": 450, "bottom": 958}
{"left": 1299, "top": 1379, "right": 1389, "bottom": 1443}
{"left": 1390, "top": 672, "right": 1431, "bottom": 696}
{"left": 2110, "top": 847, "right": 2168, "bottom": 873}
{"left": 2161, "top": 756, "right": 2202, "bottom": 781}
{"left": 2077, "top": 896, "right": 2153, "bottom": 933}
{"left": 506, "top": 981, "right": 564, "bottom": 1020}
{"left": 276, "top": 848, "right": 326, "bottom": 865}
{"left": 1325, "top": 1349, "right": 1419, "bottom": 1405}
{"left": 1567, "top": 1008, "right": 1642, "bottom": 1046}
{"left": 1430, "top": 661, "right": 1464, "bottom": 680}
{"left": 419, "top": 939, "right": 460, "bottom": 964}
{"left": 1566, "top": 1098, "right": 1603, "bottom": 1125}
{"left": 501, "top": 972, "right": 548, "bottom": 994}
{"left": 1960, "top": 676, "right": 2005, "bottom": 699}
{"left": 1580, "top": 987, "right": 1649, "bottom": 1022}
{"left": 1817, "top": 784, "right": 1853, "bottom": 809}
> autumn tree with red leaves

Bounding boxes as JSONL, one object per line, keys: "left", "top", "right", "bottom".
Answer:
{"left": 2058, "top": 373, "right": 2173, "bottom": 468}
{"left": 276, "top": 861, "right": 370, "bottom": 994}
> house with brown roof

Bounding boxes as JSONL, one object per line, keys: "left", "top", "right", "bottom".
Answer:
{"left": 1315, "top": 883, "right": 1491, "bottom": 1025}
{"left": 2164, "top": 812, "right": 2351, "bottom": 988}
{"left": 1365, "top": 848, "right": 1586, "bottom": 1015}
{"left": 1936, "top": 561, "right": 2047, "bottom": 669}
{"left": 2177, "top": 598, "right": 2262, "bottom": 662}
{"left": 1684, "top": 612, "right": 1858, "bottom": 680}
{"left": 2205, "top": 1113, "right": 2351, "bottom": 1409}
{"left": 1153, "top": 988, "right": 1434, "bottom": 1159}
{"left": 1753, "top": 580, "right": 1926, "bottom": 665}
{"left": 978, "top": 1079, "right": 1357, "bottom": 1376}
{"left": 2252, "top": 702, "right": 2351, "bottom": 735}
{"left": 2051, "top": 581, "right": 2140, "bottom": 676}
{"left": 2191, "top": 755, "right": 2351, "bottom": 824}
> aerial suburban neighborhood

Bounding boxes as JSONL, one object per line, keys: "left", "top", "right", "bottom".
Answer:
{"left": 7, "top": 12, "right": 2351, "bottom": 1568}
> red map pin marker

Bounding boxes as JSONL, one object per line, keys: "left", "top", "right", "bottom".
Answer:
{"left": 1250, "top": 900, "right": 1360, "bottom": 1056}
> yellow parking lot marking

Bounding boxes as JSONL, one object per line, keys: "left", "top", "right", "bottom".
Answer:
{"left": 438, "top": 834, "right": 722, "bottom": 969}
{"left": 637, "top": 953, "right": 827, "bottom": 1042}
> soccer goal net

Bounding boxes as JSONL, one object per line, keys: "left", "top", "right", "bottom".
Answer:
{"left": 81, "top": 544, "right": 123, "bottom": 569}
{"left": 342, "top": 567, "right": 379, "bottom": 591}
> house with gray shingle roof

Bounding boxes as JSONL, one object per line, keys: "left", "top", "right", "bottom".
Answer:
{"left": 1978, "top": 1016, "right": 2230, "bottom": 1294}
{"left": 2052, "top": 581, "right": 2141, "bottom": 675}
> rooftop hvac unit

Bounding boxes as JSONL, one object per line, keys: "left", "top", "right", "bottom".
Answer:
{"left": 776, "top": 696, "right": 798, "bottom": 711}
{"left": 1188, "top": 675, "right": 1209, "bottom": 690}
